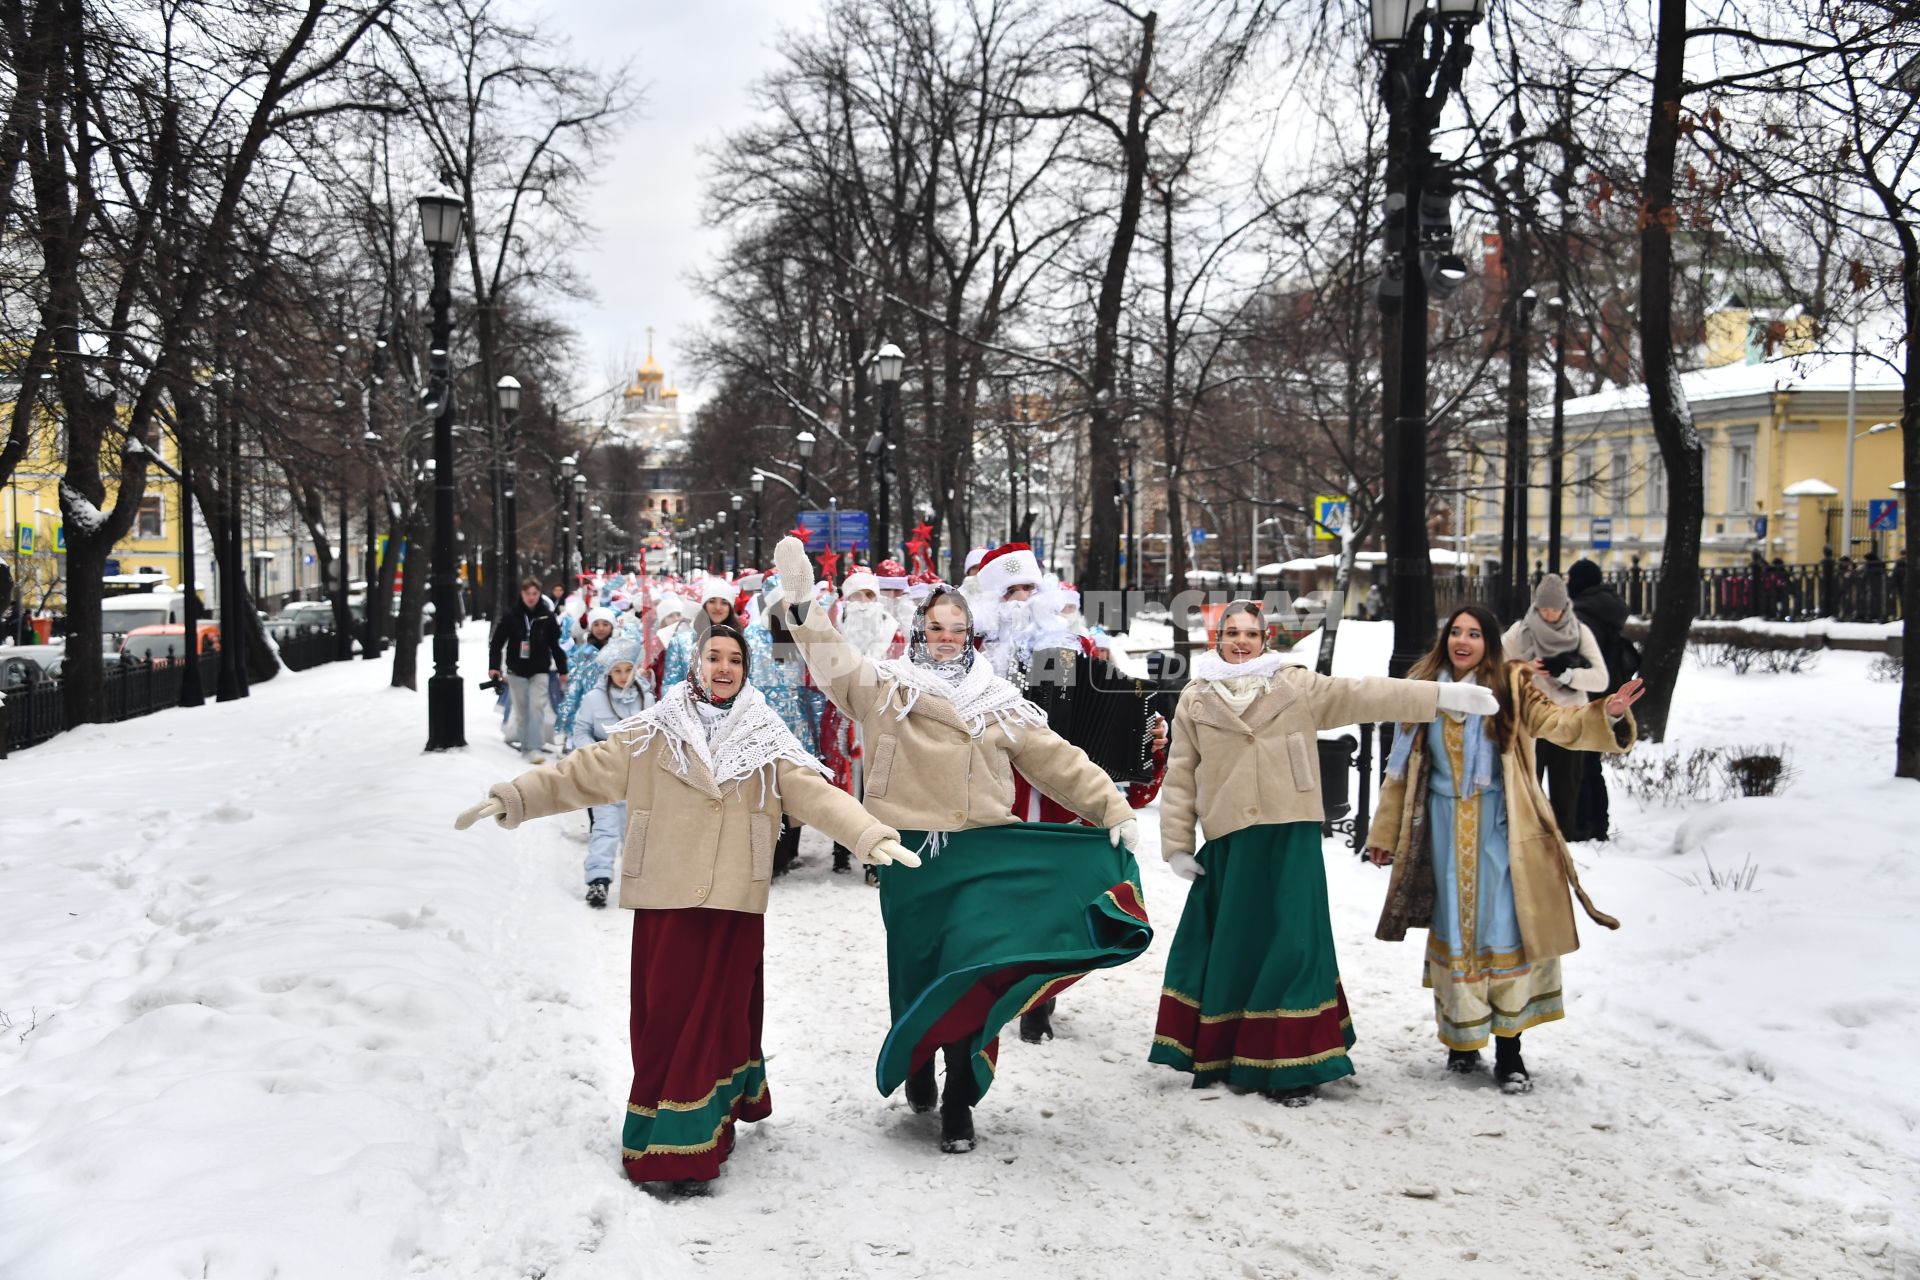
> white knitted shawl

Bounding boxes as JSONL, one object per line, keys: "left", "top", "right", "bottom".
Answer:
{"left": 872, "top": 653, "right": 1047, "bottom": 740}
{"left": 613, "top": 681, "right": 828, "bottom": 796}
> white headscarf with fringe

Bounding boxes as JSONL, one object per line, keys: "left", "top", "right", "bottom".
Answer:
{"left": 614, "top": 681, "right": 828, "bottom": 802}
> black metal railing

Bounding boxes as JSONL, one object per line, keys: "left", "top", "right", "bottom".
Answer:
{"left": 1590, "top": 552, "right": 1905, "bottom": 624}
{"left": 3, "top": 624, "right": 346, "bottom": 757}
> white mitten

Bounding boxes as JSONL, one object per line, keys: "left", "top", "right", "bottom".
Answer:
{"left": 1108, "top": 818, "right": 1141, "bottom": 853}
{"left": 773, "top": 537, "right": 816, "bottom": 608}
{"left": 454, "top": 797, "right": 506, "bottom": 831}
{"left": 1169, "top": 853, "right": 1206, "bottom": 882}
{"left": 864, "top": 838, "right": 922, "bottom": 868}
{"left": 1434, "top": 682, "right": 1499, "bottom": 717}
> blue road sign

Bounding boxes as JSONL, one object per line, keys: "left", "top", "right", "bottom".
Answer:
{"left": 1753, "top": 515, "right": 1768, "bottom": 539}
{"left": 1869, "top": 499, "right": 1898, "bottom": 532}
{"left": 103, "top": 557, "right": 121, "bottom": 576}
{"left": 1190, "top": 527, "right": 1208, "bottom": 547}
{"left": 797, "top": 509, "right": 871, "bottom": 552}
{"left": 1590, "top": 517, "right": 1613, "bottom": 551}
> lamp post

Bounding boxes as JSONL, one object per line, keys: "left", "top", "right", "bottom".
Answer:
{"left": 716, "top": 508, "right": 730, "bottom": 574}
{"left": 1370, "top": 0, "right": 1485, "bottom": 675}
{"left": 1502, "top": 286, "right": 1537, "bottom": 618}
{"left": 495, "top": 377, "right": 521, "bottom": 612}
{"left": 1120, "top": 433, "right": 1140, "bottom": 630}
{"left": 559, "top": 455, "right": 576, "bottom": 584}
{"left": 572, "top": 472, "right": 587, "bottom": 586}
{"left": 588, "top": 503, "right": 602, "bottom": 574}
{"left": 1546, "top": 293, "right": 1569, "bottom": 573}
{"left": 796, "top": 430, "right": 816, "bottom": 502}
{"left": 417, "top": 186, "right": 466, "bottom": 750}
{"left": 729, "top": 493, "right": 743, "bottom": 571}
{"left": 362, "top": 323, "right": 390, "bottom": 661}
{"left": 871, "top": 342, "right": 904, "bottom": 561}
{"left": 124, "top": 438, "right": 205, "bottom": 707}
{"left": 1846, "top": 421, "right": 1900, "bottom": 555}
{"left": 750, "top": 472, "right": 766, "bottom": 566}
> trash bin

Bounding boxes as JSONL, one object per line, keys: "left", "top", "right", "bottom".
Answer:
{"left": 29, "top": 616, "right": 52, "bottom": 644}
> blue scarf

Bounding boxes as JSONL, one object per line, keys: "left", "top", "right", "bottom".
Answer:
{"left": 1384, "top": 670, "right": 1495, "bottom": 800}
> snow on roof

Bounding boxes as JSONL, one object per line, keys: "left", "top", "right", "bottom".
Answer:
{"left": 1782, "top": 478, "right": 1840, "bottom": 497}
{"left": 1559, "top": 346, "right": 1905, "bottom": 422}
{"left": 1278, "top": 557, "right": 1320, "bottom": 572}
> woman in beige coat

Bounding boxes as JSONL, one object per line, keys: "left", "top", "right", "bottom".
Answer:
{"left": 772, "top": 537, "right": 1151, "bottom": 1156}
{"left": 1150, "top": 601, "right": 1495, "bottom": 1106}
{"left": 1366, "top": 604, "right": 1644, "bottom": 1093}
{"left": 454, "top": 625, "right": 917, "bottom": 1194}
{"left": 1501, "top": 573, "right": 1610, "bottom": 836}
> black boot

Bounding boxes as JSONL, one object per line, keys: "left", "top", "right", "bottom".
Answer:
{"left": 585, "top": 878, "right": 610, "bottom": 909}
{"left": 1494, "top": 1035, "right": 1532, "bottom": 1094}
{"left": 1019, "top": 997, "right": 1056, "bottom": 1044}
{"left": 939, "top": 1042, "right": 976, "bottom": 1153}
{"left": 773, "top": 820, "right": 802, "bottom": 877}
{"left": 904, "top": 1059, "right": 938, "bottom": 1114}
{"left": 1446, "top": 1048, "right": 1483, "bottom": 1075}
{"left": 1264, "top": 1085, "right": 1316, "bottom": 1108}
{"left": 832, "top": 845, "right": 853, "bottom": 874}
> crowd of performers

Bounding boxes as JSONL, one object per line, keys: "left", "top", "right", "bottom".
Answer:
{"left": 460, "top": 540, "right": 1646, "bottom": 1197}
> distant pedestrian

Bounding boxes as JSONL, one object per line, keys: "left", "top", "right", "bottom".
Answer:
{"left": 488, "top": 577, "right": 568, "bottom": 764}
{"left": 569, "top": 636, "right": 646, "bottom": 909}
{"left": 1566, "top": 559, "right": 1637, "bottom": 841}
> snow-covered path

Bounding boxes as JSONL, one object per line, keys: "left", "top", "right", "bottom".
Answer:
{"left": 2, "top": 629, "right": 1912, "bottom": 1278}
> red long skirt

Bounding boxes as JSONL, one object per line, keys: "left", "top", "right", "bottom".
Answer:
{"left": 620, "top": 907, "right": 771, "bottom": 1184}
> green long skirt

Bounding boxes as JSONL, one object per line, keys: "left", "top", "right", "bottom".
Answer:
{"left": 876, "top": 822, "right": 1152, "bottom": 1103}
{"left": 1149, "top": 821, "right": 1357, "bottom": 1091}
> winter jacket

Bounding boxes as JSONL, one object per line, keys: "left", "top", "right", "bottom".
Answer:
{"left": 488, "top": 598, "right": 568, "bottom": 678}
{"left": 1158, "top": 669, "right": 1438, "bottom": 861}
{"left": 569, "top": 671, "right": 644, "bottom": 752}
{"left": 1500, "top": 619, "right": 1609, "bottom": 708}
{"left": 1366, "top": 663, "right": 1635, "bottom": 963}
{"left": 1570, "top": 584, "right": 1636, "bottom": 696}
{"left": 786, "top": 604, "right": 1134, "bottom": 834}
{"left": 489, "top": 717, "right": 897, "bottom": 914}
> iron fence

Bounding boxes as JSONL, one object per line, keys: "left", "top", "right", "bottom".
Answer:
{"left": 1596, "top": 553, "right": 1904, "bottom": 624}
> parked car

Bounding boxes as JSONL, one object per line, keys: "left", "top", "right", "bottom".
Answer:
{"left": 1, "top": 649, "right": 56, "bottom": 692}
{"left": 41, "top": 641, "right": 127, "bottom": 682}
{"left": 120, "top": 623, "right": 222, "bottom": 665}
{"left": 273, "top": 601, "right": 338, "bottom": 631}
{"left": 101, "top": 589, "right": 213, "bottom": 646}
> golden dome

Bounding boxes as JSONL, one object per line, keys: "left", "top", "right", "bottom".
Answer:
{"left": 623, "top": 327, "right": 666, "bottom": 398}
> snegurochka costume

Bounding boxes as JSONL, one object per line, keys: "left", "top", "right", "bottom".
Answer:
{"left": 772, "top": 537, "right": 1150, "bottom": 1154}
{"left": 1154, "top": 643, "right": 1459, "bottom": 1102}
{"left": 1366, "top": 663, "right": 1633, "bottom": 1081}
{"left": 473, "top": 670, "right": 901, "bottom": 1190}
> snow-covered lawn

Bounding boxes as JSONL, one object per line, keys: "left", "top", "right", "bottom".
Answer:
{"left": 1, "top": 627, "right": 1912, "bottom": 1278}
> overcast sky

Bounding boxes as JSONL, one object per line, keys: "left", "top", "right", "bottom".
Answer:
{"left": 539, "top": 0, "right": 798, "bottom": 411}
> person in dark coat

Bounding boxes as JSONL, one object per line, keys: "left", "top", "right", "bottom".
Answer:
{"left": 1565, "top": 559, "right": 1635, "bottom": 841}
{"left": 489, "top": 576, "right": 570, "bottom": 763}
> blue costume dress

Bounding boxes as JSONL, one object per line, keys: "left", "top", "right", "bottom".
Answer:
{"left": 1422, "top": 714, "right": 1564, "bottom": 1049}
{"left": 744, "top": 621, "right": 821, "bottom": 754}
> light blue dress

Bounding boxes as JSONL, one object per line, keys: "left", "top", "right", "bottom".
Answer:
{"left": 1422, "top": 715, "right": 1564, "bottom": 1049}
{"left": 570, "top": 671, "right": 643, "bottom": 883}
{"left": 744, "top": 621, "right": 821, "bottom": 754}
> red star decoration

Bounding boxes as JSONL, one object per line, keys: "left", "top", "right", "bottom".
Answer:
{"left": 818, "top": 547, "right": 840, "bottom": 582}
{"left": 788, "top": 526, "right": 812, "bottom": 544}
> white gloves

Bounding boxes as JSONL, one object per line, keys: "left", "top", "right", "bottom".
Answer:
{"left": 1434, "top": 682, "right": 1499, "bottom": 717}
{"left": 1108, "top": 818, "right": 1140, "bottom": 853}
{"left": 455, "top": 797, "right": 506, "bottom": 830}
{"left": 773, "top": 537, "right": 815, "bottom": 608}
{"left": 1169, "top": 853, "right": 1206, "bottom": 882}
{"left": 864, "top": 838, "right": 923, "bottom": 868}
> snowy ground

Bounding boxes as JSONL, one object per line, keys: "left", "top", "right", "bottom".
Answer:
{"left": 1, "top": 627, "right": 1914, "bottom": 1278}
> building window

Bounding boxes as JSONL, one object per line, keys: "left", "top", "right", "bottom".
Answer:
{"left": 1610, "top": 451, "right": 1629, "bottom": 513}
{"left": 136, "top": 495, "right": 164, "bottom": 538}
{"left": 1575, "top": 451, "right": 1596, "bottom": 516}
{"left": 1728, "top": 440, "right": 1755, "bottom": 512}
{"left": 1648, "top": 451, "right": 1668, "bottom": 512}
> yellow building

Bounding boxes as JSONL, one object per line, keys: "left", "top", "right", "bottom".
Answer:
{"left": 4, "top": 420, "right": 201, "bottom": 612}
{"left": 1462, "top": 334, "right": 1907, "bottom": 571}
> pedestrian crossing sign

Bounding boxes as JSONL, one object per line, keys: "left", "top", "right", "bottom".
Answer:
{"left": 1313, "top": 496, "right": 1347, "bottom": 541}
{"left": 15, "top": 525, "right": 31, "bottom": 555}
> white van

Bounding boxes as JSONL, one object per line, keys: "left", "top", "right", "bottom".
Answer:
{"left": 100, "top": 586, "right": 213, "bottom": 640}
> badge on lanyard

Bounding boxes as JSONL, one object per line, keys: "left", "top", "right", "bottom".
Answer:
{"left": 519, "top": 640, "right": 531, "bottom": 660}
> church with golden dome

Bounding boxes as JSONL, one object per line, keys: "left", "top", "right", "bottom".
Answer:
{"left": 613, "top": 329, "right": 693, "bottom": 559}
{"left": 619, "top": 328, "right": 685, "bottom": 446}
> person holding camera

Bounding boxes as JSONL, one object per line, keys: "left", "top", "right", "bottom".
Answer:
{"left": 1500, "top": 574, "right": 1608, "bottom": 838}
{"left": 488, "top": 577, "right": 569, "bottom": 764}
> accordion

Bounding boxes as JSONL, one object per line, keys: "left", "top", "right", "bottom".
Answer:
{"left": 1022, "top": 647, "right": 1158, "bottom": 784}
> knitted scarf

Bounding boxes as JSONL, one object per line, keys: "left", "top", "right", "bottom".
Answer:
{"left": 1519, "top": 604, "right": 1583, "bottom": 658}
{"left": 1385, "top": 669, "right": 1494, "bottom": 800}
{"left": 875, "top": 651, "right": 1046, "bottom": 740}
{"left": 1189, "top": 648, "right": 1290, "bottom": 715}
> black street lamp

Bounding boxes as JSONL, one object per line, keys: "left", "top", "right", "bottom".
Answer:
{"left": 496, "top": 375, "right": 521, "bottom": 613}
{"left": 572, "top": 471, "right": 587, "bottom": 587}
{"left": 730, "top": 493, "right": 743, "bottom": 572}
{"left": 1119, "top": 433, "right": 1139, "bottom": 631}
{"left": 1370, "top": 0, "right": 1485, "bottom": 675}
{"left": 796, "top": 430, "right": 816, "bottom": 502}
{"left": 418, "top": 185, "right": 467, "bottom": 751}
{"left": 750, "top": 472, "right": 766, "bottom": 566}
{"left": 362, "top": 324, "right": 389, "bottom": 662}
{"left": 1545, "top": 293, "right": 1569, "bottom": 573}
{"left": 870, "top": 342, "right": 904, "bottom": 561}
{"left": 716, "top": 509, "right": 730, "bottom": 574}
{"left": 124, "top": 437, "right": 205, "bottom": 707}
{"left": 1502, "top": 287, "right": 1537, "bottom": 619}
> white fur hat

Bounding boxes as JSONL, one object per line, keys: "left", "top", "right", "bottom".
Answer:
{"left": 586, "top": 606, "right": 617, "bottom": 629}
{"left": 973, "top": 543, "right": 1043, "bottom": 600}
{"left": 841, "top": 570, "right": 880, "bottom": 598}
{"left": 962, "top": 546, "right": 990, "bottom": 577}
{"left": 699, "top": 576, "right": 733, "bottom": 604}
